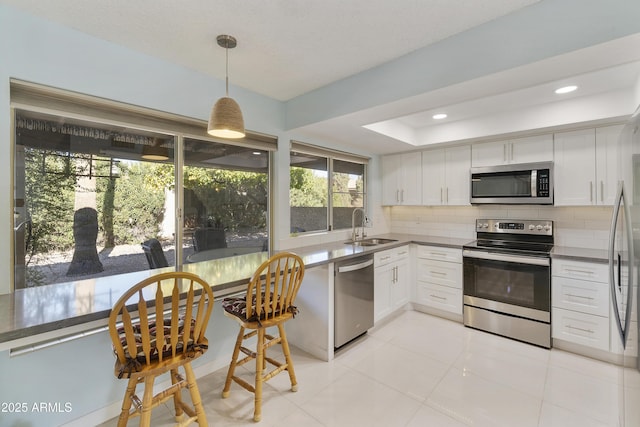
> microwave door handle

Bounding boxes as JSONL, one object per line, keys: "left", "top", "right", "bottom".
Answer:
{"left": 531, "top": 169, "right": 537, "bottom": 198}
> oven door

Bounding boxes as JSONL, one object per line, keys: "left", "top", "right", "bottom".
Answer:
{"left": 462, "top": 249, "right": 551, "bottom": 317}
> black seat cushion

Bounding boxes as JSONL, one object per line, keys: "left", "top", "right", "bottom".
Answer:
{"left": 114, "top": 317, "right": 206, "bottom": 378}
{"left": 222, "top": 295, "right": 298, "bottom": 324}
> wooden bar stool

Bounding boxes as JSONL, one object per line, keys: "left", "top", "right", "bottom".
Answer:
{"left": 221, "top": 252, "right": 305, "bottom": 422}
{"left": 108, "top": 271, "right": 214, "bottom": 427}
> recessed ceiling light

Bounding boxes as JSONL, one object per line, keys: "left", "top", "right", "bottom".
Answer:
{"left": 252, "top": 151, "right": 262, "bottom": 155}
{"left": 432, "top": 113, "right": 447, "bottom": 120}
{"left": 555, "top": 85, "right": 578, "bottom": 94}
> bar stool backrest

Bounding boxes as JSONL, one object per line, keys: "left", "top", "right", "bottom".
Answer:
{"left": 108, "top": 271, "right": 214, "bottom": 374}
{"left": 245, "top": 252, "right": 305, "bottom": 323}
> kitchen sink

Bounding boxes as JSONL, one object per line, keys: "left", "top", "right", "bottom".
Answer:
{"left": 345, "top": 238, "right": 398, "bottom": 246}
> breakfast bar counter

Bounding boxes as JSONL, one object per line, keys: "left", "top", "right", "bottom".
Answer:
{"left": 0, "top": 233, "right": 469, "bottom": 348}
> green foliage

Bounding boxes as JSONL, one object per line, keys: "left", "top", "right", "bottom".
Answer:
{"left": 290, "top": 167, "right": 328, "bottom": 207}
{"left": 96, "top": 161, "right": 167, "bottom": 245}
{"left": 24, "top": 149, "right": 77, "bottom": 257}
{"left": 184, "top": 167, "right": 267, "bottom": 231}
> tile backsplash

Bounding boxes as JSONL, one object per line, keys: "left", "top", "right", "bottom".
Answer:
{"left": 389, "top": 205, "right": 613, "bottom": 250}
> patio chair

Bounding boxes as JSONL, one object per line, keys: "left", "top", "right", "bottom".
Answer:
{"left": 193, "top": 228, "right": 227, "bottom": 252}
{"left": 141, "top": 238, "right": 169, "bottom": 269}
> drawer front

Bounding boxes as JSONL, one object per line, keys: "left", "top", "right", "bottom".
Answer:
{"left": 552, "top": 277, "right": 609, "bottom": 317}
{"left": 375, "top": 248, "right": 395, "bottom": 267}
{"left": 374, "top": 245, "right": 409, "bottom": 267}
{"left": 417, "top": 245, "right": 462, "bottom": 263}
{"left": 416, "top": 282, "right": 462, "bottom": 314}
{"left": 552, "top": 308, "right": 609, "bottom": 351}
{"left": 552, "top": 259, "right": 608, "bottom": 283}
{"left": 417, "top": 259, "right": 462, "bottom": 289}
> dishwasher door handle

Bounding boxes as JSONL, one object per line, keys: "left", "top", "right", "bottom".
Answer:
{"left": 337, "top": 259, "right": 374, "bottom": 273}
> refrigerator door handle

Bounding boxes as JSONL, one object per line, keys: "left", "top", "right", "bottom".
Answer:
{"left": 621, "top": 184, "right": 635, "bottom": 346}
{"left": 609, "top": 182, "right": 626, "bottom": 346}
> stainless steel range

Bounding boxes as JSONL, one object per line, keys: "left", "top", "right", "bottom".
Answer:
{"left": 463, "top": 219, "right": 553, "bottom": 348}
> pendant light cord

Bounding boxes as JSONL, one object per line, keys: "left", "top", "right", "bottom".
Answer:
{"left": 225, "top": 45, "right": 229, "bottom": 97}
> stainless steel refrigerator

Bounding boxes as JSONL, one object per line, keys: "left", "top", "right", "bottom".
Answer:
{"left": 610, "top": 107, "right": 640, "bottom": 427}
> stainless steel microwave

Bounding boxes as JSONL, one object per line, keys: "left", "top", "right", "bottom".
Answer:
{"left": 470, "top": 161, "right": 553, "bottom": 204}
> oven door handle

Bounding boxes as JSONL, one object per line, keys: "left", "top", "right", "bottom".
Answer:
{"left": 462, "top": 250, "right": 550, "bottom": 266}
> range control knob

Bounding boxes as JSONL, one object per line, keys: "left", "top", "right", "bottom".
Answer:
{"left": 536, "top": 225, "right": 543, "bottom": 231}
{"left": 529, "top": 224, "right": 536, "bottom": 231}
{"left": 544, "top": 224, "right": 551, "bottom": 231}
{"left": 482, "top": 223, "right": 489, "bottom": 229}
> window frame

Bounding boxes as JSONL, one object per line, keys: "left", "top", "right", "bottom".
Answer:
{"left": 289, "top": 141, "right": 368, "bottom": 234}
{"left": 10, "top": 80, "right": 276, "bottom": 292}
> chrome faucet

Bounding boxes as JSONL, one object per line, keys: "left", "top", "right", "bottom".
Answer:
{"left": 351, "top": 208, "right": 366, "bottom": 242}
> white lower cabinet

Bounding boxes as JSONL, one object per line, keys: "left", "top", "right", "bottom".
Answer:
{"left": 552, "top": 259, "right": 610, "bottom": 352}
{"left": 416, "top": 281, "right": 462, "bottom": 314}
{"left": 552, "top": 307, "right": 610, "bottom": 351}
{"left": 413, "top": 245, "right": 462, "bottom": 316}
{"left": 374, "top": 245, "right": 410, "bottom": 323}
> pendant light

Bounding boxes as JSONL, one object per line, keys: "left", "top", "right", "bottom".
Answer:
{"left": 207, "top": 35, "right": 245, "bottom": 139}
{"left": 141, "top": 138, "right": 169, "bottom": 161}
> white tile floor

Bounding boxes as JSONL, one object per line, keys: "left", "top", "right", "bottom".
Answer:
{"left": 102, "top": 310, "right": 626, "bottom": 426}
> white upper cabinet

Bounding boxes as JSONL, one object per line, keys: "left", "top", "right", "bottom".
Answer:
{"left": 595, "top": 125, "right": 623, "bottom": 206}
{"left": 554, "top": 125, "right": 622, "bottom": 206}
{"left": 471, "top": 134, "right": 553, "bottom": 167}
{"left": 382, "top": 152, "right": 422, "bottom": 205}
{"left": 422, "top": 145, "right": 471, "bottom": 206}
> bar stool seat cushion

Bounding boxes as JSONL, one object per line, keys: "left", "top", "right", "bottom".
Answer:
{"left": 114, "top": 318, "right": 207, "bottom": 378}
{"left": 222, "top": 295, "right": 298, "bottom": 324}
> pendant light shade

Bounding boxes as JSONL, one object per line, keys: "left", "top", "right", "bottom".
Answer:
{"left": 141, "top": 138, "right": 169, "bottom": 161}
{"left": 208, "top": 35, "right": 245, "bottom": 139}
{"left": 208, "top": 96, "right": 245, "bottom": 138}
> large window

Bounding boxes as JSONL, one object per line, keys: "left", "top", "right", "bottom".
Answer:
{"left": 290, "top": 142, "right": 367, "bottom": 234}
{"left": 11, "top": 81, "right": 274, "bottom": 290}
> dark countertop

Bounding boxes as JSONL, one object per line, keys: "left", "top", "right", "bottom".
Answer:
{"left": 551, "top": 246, "right": 609, "bottom": 264}
{"left": 0, "top": 233, "right": 469, "bottom": 346}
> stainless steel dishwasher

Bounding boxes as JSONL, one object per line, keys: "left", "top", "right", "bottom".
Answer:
{"left": 334, "top": 254, "right": 374, "bottom": 348}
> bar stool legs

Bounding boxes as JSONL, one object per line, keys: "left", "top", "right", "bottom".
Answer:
{"left": 221, "top": 324, "right": 299, "bottom": 422}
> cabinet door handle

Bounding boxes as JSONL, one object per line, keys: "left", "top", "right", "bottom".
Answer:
{"left": 396, "top": 189, "right": 400, "bottom": 203}
{"left": 430, "top": 270, "right": 447, "bottom": 276}
{"left": 566, "top": 324, "right": 594, "bottom": 334}
{"left": 380, "top": 256, "right": 391, "bottom": 261}
{"left": 590, "top": 181, "right": 593, "bottom": 202}
{"left": 503, "top": 144, "right": 507, "bottom": 163}
{"left": 440, "top": 187, "right": 443, "bottom": 204}
{"left": 565, "top": 293, "right": 595, "bottom": 301}
{"left": 429, "top": 252, "right": 447, "bottom": 258}
{"left": 564, "top": 268, "right": 595, "bottom": 277}
{"left": 601, "top": 181, "right": 604, "bottom": 202}
{"left": 401, "top": 189, "right": 404, "bottom": 203}
{"left": 446, "top": 187, "right": 449, "bottom": 203}
{"left": 430, "top": 294, "right": 447, "bottom": 301}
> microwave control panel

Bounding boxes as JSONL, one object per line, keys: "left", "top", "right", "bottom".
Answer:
{"left": 536, "top": 169, "right": 551, "bottom": 197}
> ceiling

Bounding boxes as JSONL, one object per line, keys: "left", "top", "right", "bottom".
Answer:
{"left": 2, "top": 0, "right": 640, "bottom": 155}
